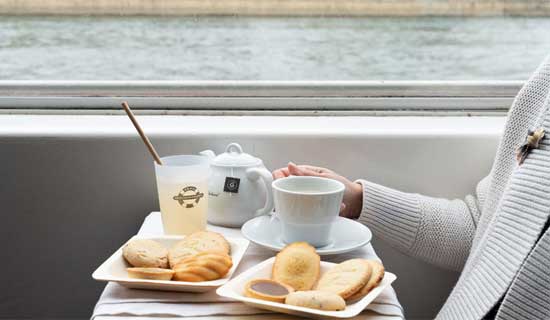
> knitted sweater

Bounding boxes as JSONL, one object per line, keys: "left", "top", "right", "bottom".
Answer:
{"left": 358, "top": 55, "right": 550, "bottom": 320}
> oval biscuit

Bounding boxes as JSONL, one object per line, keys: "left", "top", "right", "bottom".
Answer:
{"left": 285, "top": 290, "right": 346, "bottom": 311}
{"left": 347, "top": 260, "right": 385, "bottom": 301}
{"left": 127, "top": 267, "right": 174, "bottom": 281}
{"left": 315, "top": 259, "right": 371, "bottom": 299}
{"left": 168, "top": 231, "right": 230, "bottom": 268}
{"left": 122, "top": 239, "right": 168, "bottom": 268}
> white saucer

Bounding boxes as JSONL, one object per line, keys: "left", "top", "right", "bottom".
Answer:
{"left": 241, "top": 215, "right": 372, "bottom": 255}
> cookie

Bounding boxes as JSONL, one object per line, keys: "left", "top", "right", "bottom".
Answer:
{"left": 168, "top": 231, "right": 231, "bottom": 268}
{"left": 122, "top": 239, "right": 169, "bottom": 268}
{"left": 272, "top": 242, "right": 320, "bottom": 291}
{"left": 245, "top": 279, "right": 295, "bottom": 303}
{"left": 347, "top": 260, "right": 385, "bottom": 301}
{"left": 315, "top": 259, "right": 371, "bottom": 299}
{"left": 127, "top": 267, "right": 175, "bottom": 281}
{"left": 172, "top": 251, "right": 233, "bottom": 282}
{"left": 285, "top": 290, "right": 346, "bottom": 311}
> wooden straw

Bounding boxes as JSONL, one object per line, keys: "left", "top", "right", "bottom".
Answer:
{"left": 121, "top": 101, "right": 163, "bottom": 165}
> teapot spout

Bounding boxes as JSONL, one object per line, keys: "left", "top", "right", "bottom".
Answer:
{"left": 199, "top": 149, "right": 216, "bottom": 160}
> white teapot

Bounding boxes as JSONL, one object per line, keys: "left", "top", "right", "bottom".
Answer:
{"left": 200, "top": 143, "right": 274, "bottom": 227}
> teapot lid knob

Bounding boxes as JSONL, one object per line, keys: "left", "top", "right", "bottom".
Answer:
{"left": 225, "top": 143, "right": 243, "bottom": 154}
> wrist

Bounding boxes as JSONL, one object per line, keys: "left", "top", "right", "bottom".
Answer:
{"left": 348, "top": 181, "right": 364, "bottom": 219}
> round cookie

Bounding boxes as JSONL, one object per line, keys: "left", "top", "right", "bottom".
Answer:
{"left": 122, "top": 239, "right": 169, "bottom": 268}
{"left": 272, "top": 242, "right": 320, "bottom": 291}
{"left": 347, "top": 260, "right": 385, "bottom": 301}
{"left": 245, "top": 279, "right": 295, "bottom": 303}
{"left": 127, "top": 267, "right": 175, "bottom": 280}
{"left": 168, "top": 231, "right": 230, "bottom": 268}
{"left": 172, "top": 251, "right": 233, "bottom": 282}
{"left": 285, "top": 291, "right": 346, "bottom": 311}
{"left": 315, "top": 259, "right": 371, "bottom": 299}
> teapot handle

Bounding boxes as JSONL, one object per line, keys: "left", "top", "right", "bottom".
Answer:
{"left": 246, "top": 167, "right": 274, "bottom": 217}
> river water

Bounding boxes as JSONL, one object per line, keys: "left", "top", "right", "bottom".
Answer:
{"left": 1, "top": 16, "right": 549, "bottom": 80}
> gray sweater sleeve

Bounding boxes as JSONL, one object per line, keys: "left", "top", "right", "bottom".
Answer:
{"left": 357, "top": 176, "right": 490, "bottom": 271}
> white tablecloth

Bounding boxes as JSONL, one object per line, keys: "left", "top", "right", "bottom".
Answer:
{"left": 92, "top": 212, "right": 404, "bottom": 319}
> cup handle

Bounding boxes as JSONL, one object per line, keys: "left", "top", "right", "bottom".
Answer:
{"left": 246, "top": 167, "right": 274, "bottom": 217}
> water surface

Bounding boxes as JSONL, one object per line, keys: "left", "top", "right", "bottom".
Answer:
{"left": 1, "top": 16, "right": 549, "bottom": 80}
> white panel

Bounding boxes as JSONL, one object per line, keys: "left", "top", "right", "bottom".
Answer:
{"left": 2, "top": 115, "right": 504, "bottom": 318}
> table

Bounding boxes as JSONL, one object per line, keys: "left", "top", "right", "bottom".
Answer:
{"left": 93, "top": 212, "right": 403, "bottom": 320}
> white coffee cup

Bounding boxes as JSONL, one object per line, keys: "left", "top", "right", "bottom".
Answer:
{"left": 272, "top": 176, "right": 345, "bottom": 247}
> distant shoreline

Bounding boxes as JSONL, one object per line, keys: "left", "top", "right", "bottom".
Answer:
{"left": 1, "top": 0, "right": 550, "bottom": 16}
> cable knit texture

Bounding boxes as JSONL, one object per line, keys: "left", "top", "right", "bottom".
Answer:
{"left": 358, "top": 55, "right": 550, "bottom": 320}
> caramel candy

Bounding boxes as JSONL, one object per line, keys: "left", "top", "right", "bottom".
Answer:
{"left": 244, "top": 279, "right": 295, "bottom": 303}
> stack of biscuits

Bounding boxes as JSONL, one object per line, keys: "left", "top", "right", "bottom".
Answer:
{"left": 122, "top": 231, "right": 233, "bottom": 282}
{"left": 244, "top": 242, "right": 385, "bottom": 311}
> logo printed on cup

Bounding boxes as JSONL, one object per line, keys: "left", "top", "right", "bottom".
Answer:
{"left": 173, "top": 186, "right": 204, "bottom": 208}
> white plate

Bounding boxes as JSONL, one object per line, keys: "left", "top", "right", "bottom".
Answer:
{"left": 92, "top": 235, "right": 249, "bottom": 292}
{"left": 241, "top": 215, "right": 372, "bottom": 255}
{"left": 217, "top": 257, "right": 396, "bottom": 319}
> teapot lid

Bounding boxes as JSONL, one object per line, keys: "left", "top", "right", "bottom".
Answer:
{"left": 212, "top": 143, "right": 261, "bottom": 167}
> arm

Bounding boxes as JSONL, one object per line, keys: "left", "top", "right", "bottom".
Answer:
{"left": 357, "top": 175, "right": 490, "bottom": 271}
{"left": 272, "top": 163, "right": 490, "bottom": 271}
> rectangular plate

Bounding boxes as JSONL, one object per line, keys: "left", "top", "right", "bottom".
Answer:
{"left": 217, "top": 257, "right": 396, "bottom": 319}
{"left": 92, "top": 235, "right": 249, "bottom": 292}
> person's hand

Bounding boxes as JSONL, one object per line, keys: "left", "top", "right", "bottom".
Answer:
{"left": 272, "top": 162, "right": 363, "bottom": 219}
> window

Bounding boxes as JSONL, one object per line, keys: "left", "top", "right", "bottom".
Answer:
{"left": 1, "top": 2, "right": 548, "bottom": 113}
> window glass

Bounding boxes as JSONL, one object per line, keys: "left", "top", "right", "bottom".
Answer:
{"left": 1, "top": 12, "right": 549, "bottom": 80}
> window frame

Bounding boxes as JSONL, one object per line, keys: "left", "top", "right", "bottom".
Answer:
{"left": 0, "top": 80, "right": 522, "bottom": 116}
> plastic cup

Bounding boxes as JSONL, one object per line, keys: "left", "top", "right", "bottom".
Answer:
{"left": 154, "top": 155, "right": 209, "bottom": 235}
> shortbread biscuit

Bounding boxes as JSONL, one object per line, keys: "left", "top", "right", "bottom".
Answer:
{"left": 127, "top": 267, "right": 175, "bottom": 281}
{"left": 173, "top": 251, "right": 233, "bottom": 282}
{"left": 245, "top": 279, "right": 295, "bottom": 303}
{"left": 272, "top": 242, "right": 320, "bottom": 291}
{"left": 315, "top": 259, "right": 371, "bottom": 299}
{"left": 168, "top": 231, "right": 230, "bottom": 268}
{"left": 122, "top": 239, "right": 169, "bottom": 268}
{"left": 285, "top": 291, "right": 346, "bottom": 311}
{"left": 348, "top": 260, "right": 385, "bottom": 301}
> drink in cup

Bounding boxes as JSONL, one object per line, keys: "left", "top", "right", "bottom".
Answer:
{"left": 155, "top": 155, "right": 209, "bottom": 235}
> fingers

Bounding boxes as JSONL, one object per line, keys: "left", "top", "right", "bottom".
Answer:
{"left": 274, "top": 162, "right": 330, "bottom": 179}
{"left": 272, "top": 167, "right": 290, "bottom": 179}
{"left": 300, "top": 165, "right": 331, "bottom": 175}
{"left": 287, "top": 162, "right": 306, "bottom": 176}
{"left": 288, "top": 162, "right": 324, "bottom": 177}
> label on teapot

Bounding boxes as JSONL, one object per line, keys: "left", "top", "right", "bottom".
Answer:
{"left": 224, "top": 177, "right": 240, "bottom": 193}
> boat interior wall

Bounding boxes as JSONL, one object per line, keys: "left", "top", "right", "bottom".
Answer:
{"left": 4, "top": 115, "right": 503, "bottom": 319}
